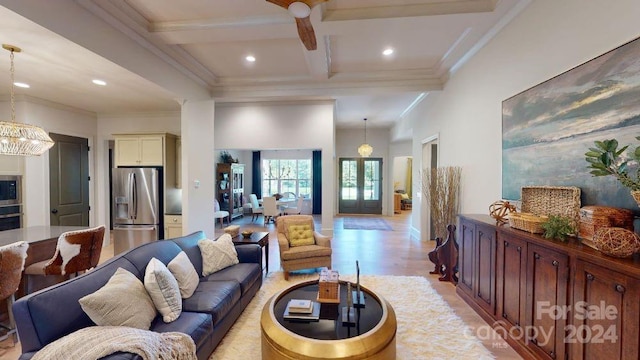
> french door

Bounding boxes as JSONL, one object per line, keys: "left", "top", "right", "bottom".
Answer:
{"left": 338, "top": 158, "right": 383, "bottom": 214}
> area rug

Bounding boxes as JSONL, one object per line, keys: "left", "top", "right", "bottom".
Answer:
{"left": 343, "top": 217, "right": 393, "bottom": 230}
{"left": 210, "top": 272, "right": 494, "bottom": 359}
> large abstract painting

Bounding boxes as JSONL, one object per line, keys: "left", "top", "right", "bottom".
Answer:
{"left": 502, "top": 37, "right": 640, "bottom": 211}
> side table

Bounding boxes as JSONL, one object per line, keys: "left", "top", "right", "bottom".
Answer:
{"left": 232, "top": 231, "right": 269, "bottom": 274}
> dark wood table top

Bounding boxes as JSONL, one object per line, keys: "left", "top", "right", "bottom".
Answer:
{"left": 232, "top": 231, "right": 269, "bottom": 246}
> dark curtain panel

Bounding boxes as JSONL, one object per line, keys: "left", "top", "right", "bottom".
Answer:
{"left": 312, "top": 150, "right": 322, "bottom": 214}
{"left": 252, "top": 151, "right": 262, "bottom": 198}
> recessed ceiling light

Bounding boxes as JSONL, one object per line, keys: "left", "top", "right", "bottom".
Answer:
{"left": 13, "top": 82, "right": 30, "bottom": 88}
{"left": 245, "top": 55, "right": 256, "bottom": 63}
{"left": 383, "top": 48, "right": 394, "bottom": 56}
{"left": 92, "top": 79, "right": 107, "bottom": 86}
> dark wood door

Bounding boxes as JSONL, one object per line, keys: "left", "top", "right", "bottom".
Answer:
{"left": 475, "top": 223, "right": 496, "bottom": 315}
{"left": 572, "top": 260, "right": 640, "bottom": 360}
{"left": 457, "top": 219, "right": 475, "bottom": 297}
{"left": 338, "top": 158, "right": 382, "bottom": 214}
{"left": 496, "top": 233, "right": 527, "bottom": 332}
{"left": 526, "top": 244, "right": 569, "bottom": 360}
{"left": 49, "top": 133, "right": 89, "bottom": 226}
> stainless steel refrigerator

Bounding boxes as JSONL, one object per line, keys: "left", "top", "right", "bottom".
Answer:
{"left": 112, "top": 168, "right": 160, "bottom": 255}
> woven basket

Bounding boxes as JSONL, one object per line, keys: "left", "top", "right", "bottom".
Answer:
{"left": 508, "top": 212, "right": 548, "bottom": 234}
{"left": 593, "top": 227, "right": 640, "bottom": 258}
{"left": 521, "top": 186, "right": 581, "bottom": 224}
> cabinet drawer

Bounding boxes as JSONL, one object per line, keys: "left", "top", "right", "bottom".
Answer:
{"left": 165, "top": 215, "right": 182, "bottom": 224}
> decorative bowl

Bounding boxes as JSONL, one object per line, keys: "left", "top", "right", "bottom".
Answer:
{"left": 241, "top": 230, "right": 253, "bottom": 238}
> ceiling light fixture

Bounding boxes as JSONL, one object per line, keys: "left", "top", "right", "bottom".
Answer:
{"left": 357, "top": 118, "right": 373, "bottom": 157}
{"left": 245, "top": 55, "right": 256, "bottom": 62}
{"left": 383, "top": 48, "right": 394, "bottom": 56}
{"left": 92, "top": 79, "right": 107, "bottom": 86}
{"left": 0, "top": 44, "right": 54, "bottom": 156}
{"left": 288, "top": 2, "right": 311, "bottom": 18}
{"left": 14, "top": 82, "right": 29, "bottom": 88}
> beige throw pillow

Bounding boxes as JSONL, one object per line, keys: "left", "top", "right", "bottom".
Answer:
{"left": 198, "top": 233, "right": 239, "bottom": 277}
{"left": 167, "top": 251, "right": 199, "bottom": 299}
{"left": 79, "top": 267, "right": 156, "bottom": 329}
{"left": 144, "top": 258, "right": 182, "bottom": 323}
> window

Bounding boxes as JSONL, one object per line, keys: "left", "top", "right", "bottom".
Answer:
{"left": 262, "top": 159, "right": 312, "bottom": 197}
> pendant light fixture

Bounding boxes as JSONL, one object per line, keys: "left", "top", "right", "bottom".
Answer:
{"left": 0, "top": 44, "right": 54, "bottom": 156}
{"left": 357, "top": 118, "right": 373, "bottom": 157}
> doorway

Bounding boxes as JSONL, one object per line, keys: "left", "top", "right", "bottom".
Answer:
{"left": 422, "top": 136, "right": 438, "bottom": 240}
{"left": 338, "top": 158, "right": 383, "bottom": 214}
{"left": 49, "top": 133, "right": 90, "bottom": 226}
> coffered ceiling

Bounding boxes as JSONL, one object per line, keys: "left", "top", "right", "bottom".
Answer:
{"left": 0, "top": 0, "right": 528, "bottom": 133}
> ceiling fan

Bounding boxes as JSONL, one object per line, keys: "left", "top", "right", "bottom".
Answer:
{"left": 266, "top": 0, "right": 328, "bottom": 51}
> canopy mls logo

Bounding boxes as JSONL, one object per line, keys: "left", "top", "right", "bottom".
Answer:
{"left": 464, "top": 301, "right": 619, "bottom": 347}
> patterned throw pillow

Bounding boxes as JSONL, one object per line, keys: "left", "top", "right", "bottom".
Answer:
{"left": 144, "top": 257, "right": 182, "bottom": 323}
{"left": 79, "top": 267, "right": 157, "bottom": 330}
{"left": 288, "top": 224, "right": 315, "bottom": 247}
{"left": 198, "top": 233, "right": 239, "bottom": 276}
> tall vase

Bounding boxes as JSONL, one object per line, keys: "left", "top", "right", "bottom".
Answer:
{"left": 631, "top": 190, "right": 640, "bottom": 207}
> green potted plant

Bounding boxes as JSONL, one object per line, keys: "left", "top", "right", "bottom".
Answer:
{"left": 585, "top": 137, "right": 640, "bottom": 206}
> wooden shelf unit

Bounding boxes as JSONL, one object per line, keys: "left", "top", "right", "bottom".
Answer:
{"left": 216, "top": 163, "right": 245, "bottom": 219}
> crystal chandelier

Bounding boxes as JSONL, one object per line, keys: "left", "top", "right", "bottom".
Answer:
{"left": 0, "top": 44, "right": 54, "bottom": 156}
{"left": 357, "top": 118, "right": 373, "bottom": 157}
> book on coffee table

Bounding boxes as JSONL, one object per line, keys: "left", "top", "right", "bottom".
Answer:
{"left": 284, "top": 301, "right": 320, "bottom": 321}
{"left": 287, "top": 299, "right": 313, "bottom": 314}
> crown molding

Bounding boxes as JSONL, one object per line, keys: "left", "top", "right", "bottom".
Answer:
{"left": 323, "top": 0, "right": 496, "bottom": 21}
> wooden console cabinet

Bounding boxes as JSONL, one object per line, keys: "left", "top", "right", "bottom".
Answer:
{"left": 458, "top": 214, "right": 640, "bottom": 360}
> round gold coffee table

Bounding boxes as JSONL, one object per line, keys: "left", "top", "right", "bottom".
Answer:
{"left": 260, "top": 280, "right": 396, "bottom": 360}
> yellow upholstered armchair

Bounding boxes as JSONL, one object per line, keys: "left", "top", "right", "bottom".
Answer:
{"left": 276, "top": 215, "right": 332, "bottom": 280}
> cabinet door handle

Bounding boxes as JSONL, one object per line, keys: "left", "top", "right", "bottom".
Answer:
{"left": 516, "top": 246, "right": 521, "bottom": 253}
{"left": 504, "top": 241, "right": 509, "bottom": 247}
{"left": 615, "top": 284, "right": 626, "bottom": 294}
{"left": 534, "top": 253, "right": 541, "bottom": 260}
{"left": 586, "top": 273, "right": 595, "bottom": 281}
{"left": 502, "top": 313, "right": 508, "bottom": 319}
{"left": 549, "top": 350, "right": 555, "bottom": 359}
{"left": 552, "top": 260, "right": 559, "bottom": 267}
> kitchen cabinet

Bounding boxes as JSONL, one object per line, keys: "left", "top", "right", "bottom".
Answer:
{"left": 458, "top": 214, "right": 640, "bottom": 360}
{"left": 164, "top": 215, "right": 182, "bottom": 239}
{"left": 114, "top": 135, "right": 164, "bottom": 166}
{"left": 0, "top": 155, "right": 23, "bottom": 174}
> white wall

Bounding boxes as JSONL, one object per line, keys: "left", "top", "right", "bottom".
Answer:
{"left": 0, "top": 97, "right": 98, "bottom": 226}
{"left": 406, "top": 0, "right": 640, "bottom": 238}
{"left": 215, "top": 102, "right": 335, "bottom": 233}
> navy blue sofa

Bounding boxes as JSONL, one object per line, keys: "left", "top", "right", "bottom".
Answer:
{"left": 13, "top": 231, "right": 262, "bottom": 360}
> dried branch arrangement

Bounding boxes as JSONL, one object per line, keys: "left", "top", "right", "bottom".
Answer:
{"left": 421, "top": 166, "right": 462, "bottom": 240}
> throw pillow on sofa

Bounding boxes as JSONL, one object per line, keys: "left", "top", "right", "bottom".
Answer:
{"left": 198, "top": 233, "right": 239, "bottom": 277}
{"left": 144, "top": 258, "right": 182, "bottom": 323}
{"left": 287, "top": 224, "right": 314, "bottom": 247}
{"left": 167, "top": 251, "right": 199, "bottom": 298}
{"left": 79, "top": 267, "right": 157, "bottom": 330}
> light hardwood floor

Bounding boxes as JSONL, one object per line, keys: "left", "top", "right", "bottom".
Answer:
{"left": 0, "top": 211, "right": 522, "bottom": 359}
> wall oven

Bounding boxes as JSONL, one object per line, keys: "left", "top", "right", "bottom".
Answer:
{"left": 0, "top": 175, "right": 21, "bottom": 206}
{"left": 0, "top": 205, "right": 22, "bottom": 231}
